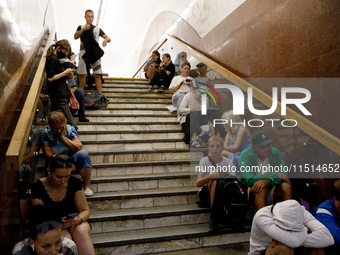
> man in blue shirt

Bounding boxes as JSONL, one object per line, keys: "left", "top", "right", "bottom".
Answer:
{"left": 313, "top": 180, "right": 340, "bottom": 254}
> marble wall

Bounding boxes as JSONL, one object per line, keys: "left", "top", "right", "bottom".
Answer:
{"left": 139, "top": 0, "right": 340, "bottom": 138}
{"left": 0, "top": 1, "right": 56, "bottom": 253}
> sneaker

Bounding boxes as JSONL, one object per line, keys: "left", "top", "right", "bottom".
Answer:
{"left": 209, "top": 216, "right": 220, "bottom": 232}
{"left": 147, "top": 87, "right": 152, "bottom": 92}
{"left": 79, "top": 117, "right": 89, "bottom": 122}
{"left": 84, "top": 189, "right": 94, "bottom": 197}
{"left": 191, "top": 141, "right": 201, "bottom": 148}
{"left": 158, "top": 87, "right": 164, "bottom": 92}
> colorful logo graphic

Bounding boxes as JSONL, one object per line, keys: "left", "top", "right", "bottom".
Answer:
{"left": 197, "top": 82, "right": 222, "bottom": 115}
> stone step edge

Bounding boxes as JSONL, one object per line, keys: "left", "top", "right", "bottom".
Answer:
{"left": 109, "top": 101, "right": 171, "bottom": 105}
{"left": 88, "top": 147, "right": 204, "bottom": 154}
{"left": 80, "top": 114, "right": 176, "bottom": 118}
{"left": 78, "top": 130, "right": 183, "bottom": 135}
{"left": 91, "top": 223, "right": 250, "bottom": 248}
{"left": 77, "top": 121, "right": 178, "bottom": 125}
{"left": 91, "top": 172, "right": 191, "bottom": 184}
{"left": 83, "top": 138, "right": 184, "bottom": 145}
{"left": 103, "top": 95, "right": 172, "bottom": 99}
{"left": 88, "top": 204, "right": 208, "bottom": 222}
{"left": 99, "top": 90, "right": 171, "bottom": 94}
{"left": 86, "top": 186, "right": 198, "bottom": 201}
{"left": 84, "top": 108, "right": 174, "bottom": 112}
{"left": 92, "top": 159, "right": 195, "bottom": 166}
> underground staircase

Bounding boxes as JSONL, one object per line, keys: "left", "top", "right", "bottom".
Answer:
{"left": 77, "top": 78, "right": 250, "bottom": 254}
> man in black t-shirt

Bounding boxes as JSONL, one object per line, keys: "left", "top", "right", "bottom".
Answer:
{"left": 74, "top": 9, "right": 111, "bottom": 95}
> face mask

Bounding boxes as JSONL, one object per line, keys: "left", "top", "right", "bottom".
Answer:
{"left": 57, "top": 49, "right": 66, "bottom": 59}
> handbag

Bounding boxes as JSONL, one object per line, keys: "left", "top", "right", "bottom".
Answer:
{"left": 69, "top": 90, "right": 79, "bottom": 110}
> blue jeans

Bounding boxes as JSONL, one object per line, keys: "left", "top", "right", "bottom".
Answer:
{"left": 73, "top": 150, "right": 92, "bottom": 170}
{"left": 172, "top": 93, "right": 186, "bottom": 116}
{"left": 73, "top": 88, "right": 86, "bottom": 119}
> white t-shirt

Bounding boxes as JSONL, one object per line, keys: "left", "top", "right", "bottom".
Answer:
{"left": 198, "top": 156, "right": 236, "bottom": 179}
{"left": 169, "top": 75, "right": 196, "bottom": 98}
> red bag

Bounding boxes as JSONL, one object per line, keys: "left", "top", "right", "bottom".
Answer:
{"left": 69, "top": 90, "right": 79, "bottom": 110}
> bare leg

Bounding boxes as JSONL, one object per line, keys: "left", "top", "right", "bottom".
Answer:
{"left": 250, "top": 186, "right": 267, "bottom": 210}
{"left": 93, "top": 74, "right": 102, "bottom": 94}
{"left": 79, "top": 74, "right": 86, "bottom": 90}
{"left": 265, "top": 242, "right": 294, "bottom": 255}
{"left": 79, "top": 167, "right": 92, "bottom": 190}
{"left": 71, "top": 223, "right": 95, "bottom": 255}
{"left": 273, "top": 182, "right": 293, "bottom": 203}
{"left": 208, "top": 179, "right": 217, "bottom": 208}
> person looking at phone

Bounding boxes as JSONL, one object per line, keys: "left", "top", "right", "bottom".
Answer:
{"left": 45, "top": 40, "right": 78, "bottom": 130}
{"left": 31, "top": 154, "right": 95, "bottom": 255}
{"left": 59, "top": 44, "right": 89, "bottom": 123}
{"left": 169, "top": 61, "right": 196, "bottom": 119}
{"left": 12, "top": 204, "right": 78, "bottom": 255}
{"left": 148, "top": 53, "right": 175, "bottom": 92}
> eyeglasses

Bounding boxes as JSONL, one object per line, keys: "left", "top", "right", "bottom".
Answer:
{"left": 35, "top": 220, "right": 63, "bottom": 234}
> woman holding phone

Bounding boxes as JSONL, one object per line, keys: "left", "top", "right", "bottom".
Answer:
{"left": 31, "top": 154, "right": 95, "bottom": 255}
{"left": 45, "top": 39, "right": 78, "bottom": 129}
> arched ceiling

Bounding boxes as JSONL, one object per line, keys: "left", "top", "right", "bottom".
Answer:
{"left": 51, "top": 0, "right": 245, "bottom": 77}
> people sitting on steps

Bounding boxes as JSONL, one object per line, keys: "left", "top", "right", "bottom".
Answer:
{"left": 12, "top": 204, "right": 78, "bottom": 255}
{"left": 239, "top": 131, "right": 292, "bottom": 210}
{"left": 169, "top": 61, "right": 196, "bottom": 120}
{"left": 313, "top": 179, "right": 340, "bottom": 254}
{"left": 31, "top": 155, "right": 95, "bottom": 255}
{"left": 40, "top": 110, "right": 94, "bottom": 197}
{"left": 144, "top": 50, "right": 161, "bottom": 80}
{"left": 196, "top": 136, "right": 236, "bottom": 231}
{"left": 148, "top": 53, "right": 175, "bottom": 92}
{"left": 249, "top": 199, "right": 334, "bottom": 255}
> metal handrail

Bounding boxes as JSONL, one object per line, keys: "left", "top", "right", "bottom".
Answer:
{"left": 6, "top": 26, "right": 56, "bottom": 171}
{"left": 136, "top": 34, "right": 340, "bottom": 156}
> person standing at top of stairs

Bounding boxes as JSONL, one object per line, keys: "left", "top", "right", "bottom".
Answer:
{"left": 74, "top": 9, "right": 111, "bottom": 95}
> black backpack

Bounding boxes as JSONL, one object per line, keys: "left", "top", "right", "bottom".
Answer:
{"left": 207, "top": 157, "right": 248, "bottom": 230}
{"left": 219, "top": 179, "right": 248, "bottom": 230}
{"left": 85, "top": 93, "right": 109, "bottom": 109}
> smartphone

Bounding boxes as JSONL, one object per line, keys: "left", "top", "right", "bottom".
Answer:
{"left": 65, "top": 213, "right": 78, "bottom": 220}
{"left": 185, "top": 78, "right": 191, "bottom": 83}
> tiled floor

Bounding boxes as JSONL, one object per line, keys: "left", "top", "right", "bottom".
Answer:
{"left": 154, "top": 242, "right": 249, "bottom": 254}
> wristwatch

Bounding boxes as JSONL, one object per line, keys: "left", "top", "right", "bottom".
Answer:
{"left": 77, "top": 216, "right": 83, "bottom": 225}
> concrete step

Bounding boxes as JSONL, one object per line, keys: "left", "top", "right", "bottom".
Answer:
{"left": 85, "top": 106, "right": 174, "bottom": 114}
{"left": 87, "top": 186, "right": 199, "bottom": 211}
{"left": 103, "top": 78, "right": 148, "bottom": 85}
{"left": 106, "top": 96, "right": 172, "bottom": 103}
{"left": 102, "top": 84, "right": 148, "bottom": 89}
{"left": 100, "top": 90, "right": 172, "bottom": 97}
{"left": 78, "top": 130, "right": 184, "bottom": 142}
{"left": 83, "top": 139, "right": 189, "bottom": 153}
{"left": 89, "top": 204, "right": 209, "bottom": 234}
{"left": 91, "top": 223, "right": 250, "bottom": 254}
{"left": 88, "top": 149, "right": 203, "bottom": 165}
{"left": 83, "top": 115, "right": 176, "bottom": 123}
{"left": 90, "top": 172, "right": 195, "bottom": 193}
{"left": 104, "top": 102, "right": 171, "bottom": 109}
{"left": 77, "top": 122, "right": 182, "bottom": 132}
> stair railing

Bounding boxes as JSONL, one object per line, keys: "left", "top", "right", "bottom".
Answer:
{"left": 134, "top": 34, "right": 340, "bottom": 156}
{"left": 6, "top": 26, "right": 56, "bottom": 171}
